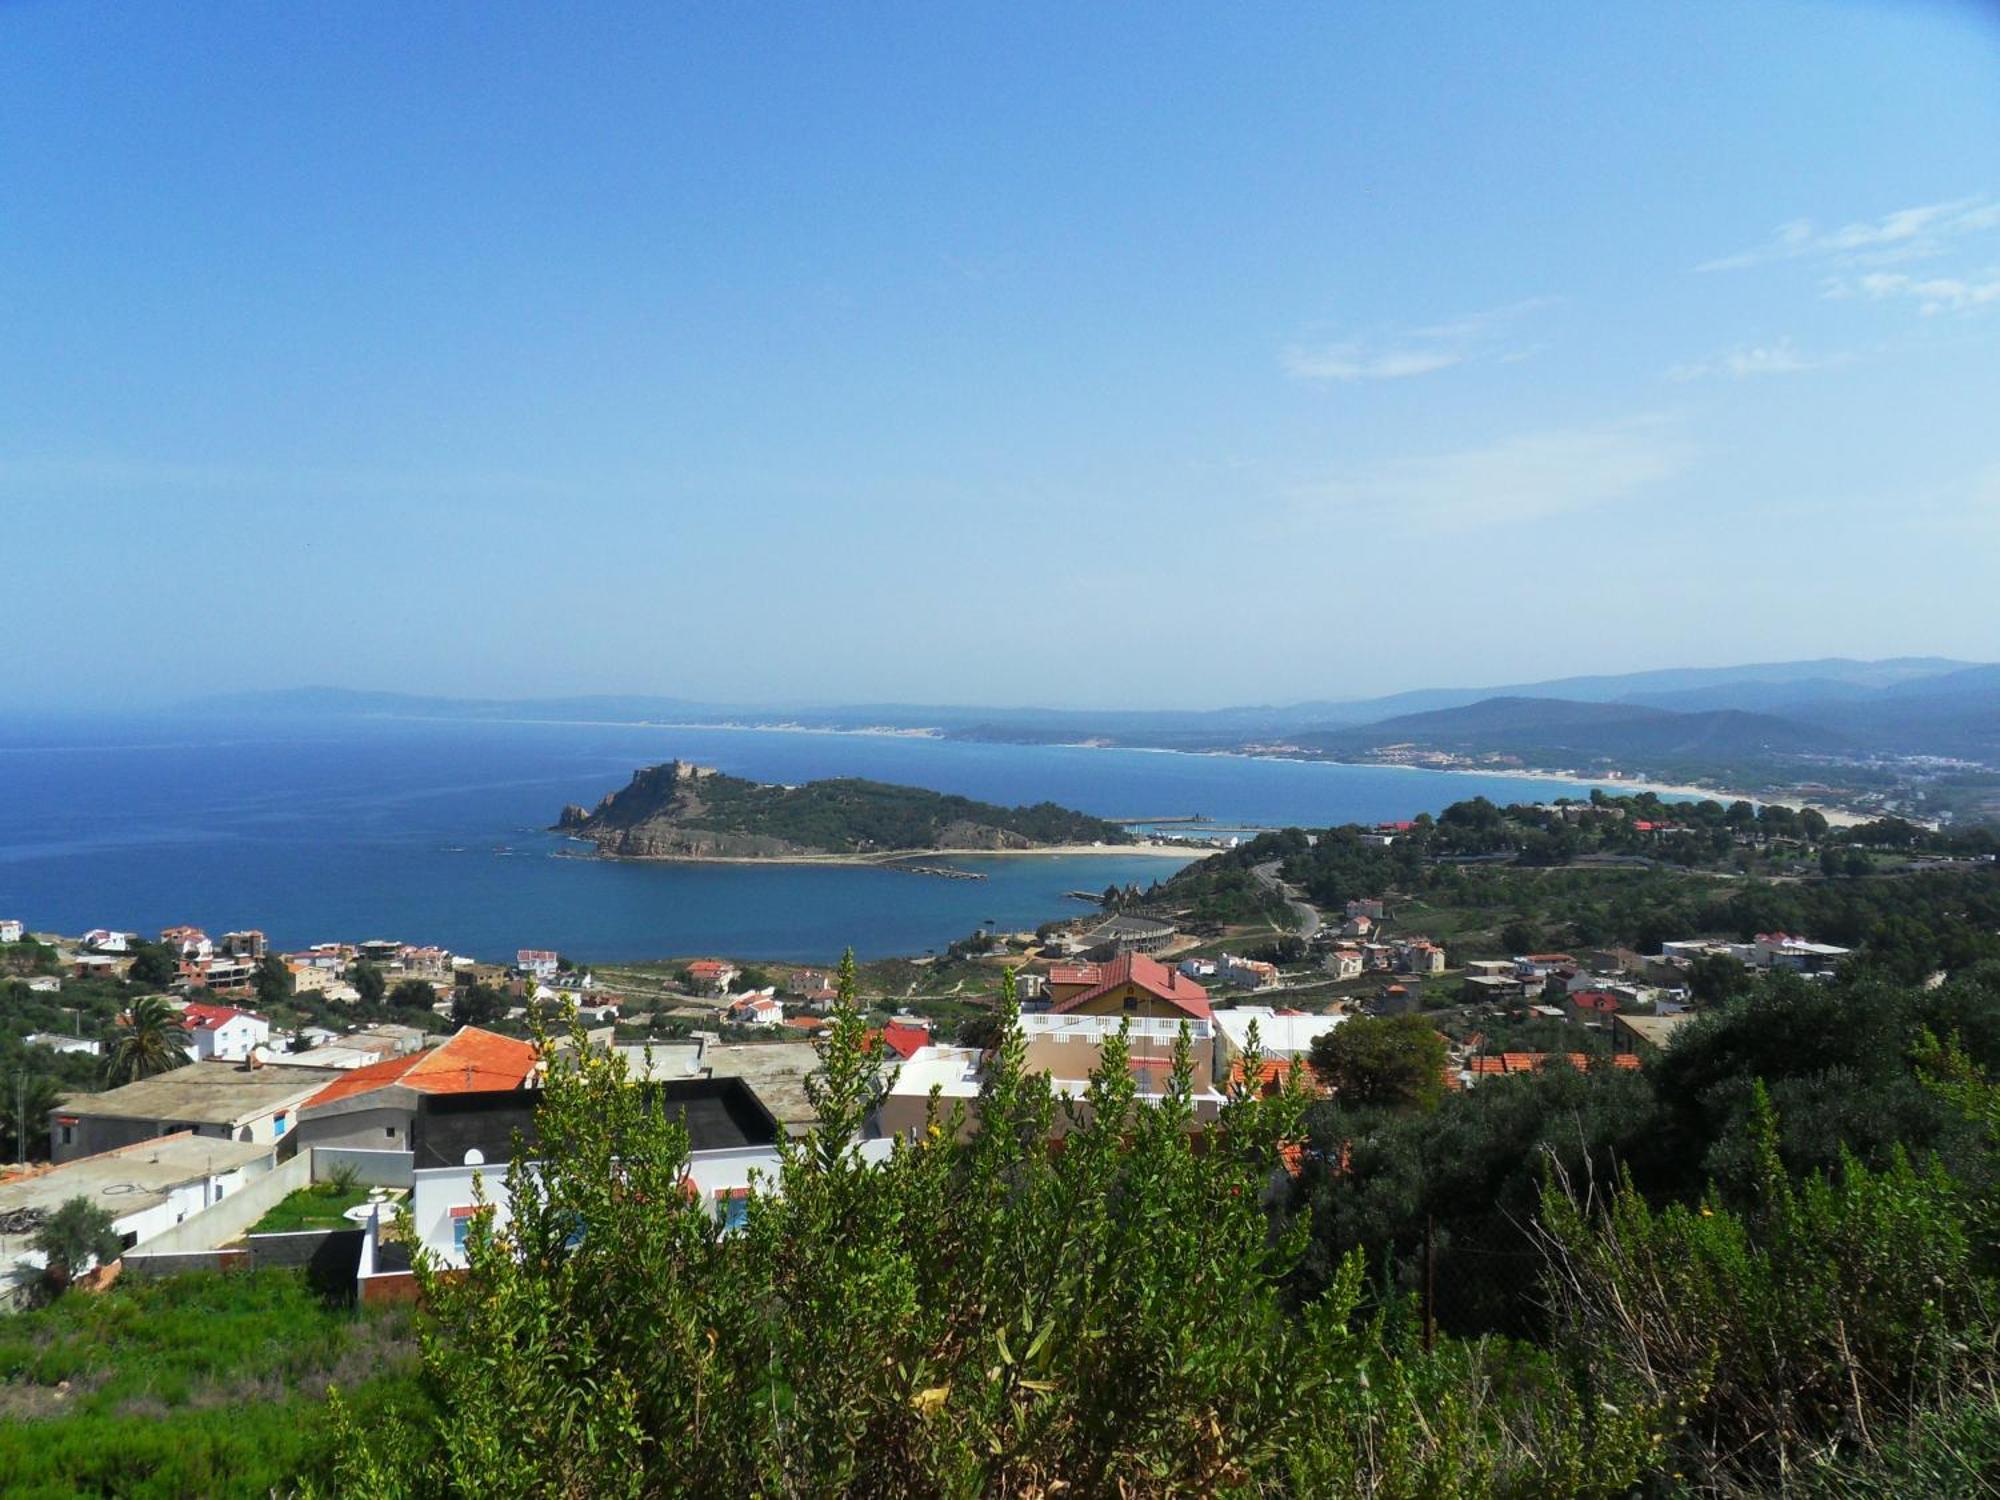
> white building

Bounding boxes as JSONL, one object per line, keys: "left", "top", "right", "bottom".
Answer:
{"left": 725, "top": 991, "right": 783, "bottom": 1027}
{"left": 25, "top": 1033, "right": 100, "bottom": 1057}
{"left": 1753, "top": 932, "right": 1852, "bottom": 974}
{"left": 400, "top": 1079, "right": 857, "bottom": 1267}
{"left": 1211, "top": 1005, "right": 1345, "bottom": 1080}
{"left": 516, "top": 949, "right": 561, "bottom": 980}
{"left": 179, "top": 1002, "right": 271, "bottom": 1063}
{"left": 0, "top": 919, "right": 23, "bottom": 944}
{"left": 0, "top": 1134, "right": 276, "bottom": 1307}
{"left": 1219, "top": 954, "right": 1280, "bottom": 990}
{"left": 81, "top": 929, "right": 135, "bottom": 953}
{"left": 1322, "top": 948, "right": 1364, "bottom": 980}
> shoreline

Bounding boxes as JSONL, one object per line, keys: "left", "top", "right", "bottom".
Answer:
{"left": 574, "top": 840, "right": 1200, "bottom": 868}
{"left": 386, "top": 708, "right": 1872, "bottom": 836}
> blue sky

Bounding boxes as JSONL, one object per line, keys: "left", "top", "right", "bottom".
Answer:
{"left": 4, "top": 2, "right": 1998, "bottom": 709}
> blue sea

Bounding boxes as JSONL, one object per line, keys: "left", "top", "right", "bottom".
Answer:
{"left": 0, "top": 715, "right": 1661, "bottom": 962}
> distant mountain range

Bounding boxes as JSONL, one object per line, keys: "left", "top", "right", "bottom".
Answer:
{"left": 187, "top": 656, "right": 2000, "bottom": 774}
{"left": 1295, "top": 698, "right": 1851, "bottom": 763}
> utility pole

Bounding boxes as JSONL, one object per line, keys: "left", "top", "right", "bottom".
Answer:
{"left": 14, "top": 1072, "right": 24, "bottom": 1167}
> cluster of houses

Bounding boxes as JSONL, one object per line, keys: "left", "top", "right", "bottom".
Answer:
{"left": 0, "top": 898, "right": 1868, "bottom": 1306}
{"left": 873, "top": 953, "right": 1349, "bottom": 1137}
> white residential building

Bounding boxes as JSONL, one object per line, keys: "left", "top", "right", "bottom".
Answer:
{"left": 25, "top": 1033, "right": 100, "bottom": 1057}
{"left": 516, "top": 949, "right": 561, "bottom": 980}
{"left": 0, "top": 1134, "right": 276, "bottom": 1307}
{"left": 179, "top": 1002, "right": 271, "bottom": 1063}
{"left": 1219, "top": 954, "right": 1280, "bottom": 990}
{"left": 1321, "top": 948, "right": 1364, "bottom": 980}
{"left": 1211, "top": 1006, "right": 1345, "bottom": 1079}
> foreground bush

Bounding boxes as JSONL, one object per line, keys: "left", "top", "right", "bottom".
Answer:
{"left": 319, "top": 963, "right": 1655, "bottom": 1497}
{"left": 1537, "top": 1082, "right": 1996, "bottom": 1494}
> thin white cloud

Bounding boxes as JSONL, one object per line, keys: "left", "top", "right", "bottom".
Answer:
{"left": 1286, "top": 420, "right": 1689, "bottom": 533}
{"left": 1665, "top": 337, "right": 1847, "bottom": 382}
{"left": 1825, "top": 269, "right": 2000, "bottom": 316}
{"left": 1700, "top": 196, "right": 1999, "bottom": 273}
{"left": 1282, "top": 343, "right": 1464, "bottom": 382}
{"left": 1283, "top": 298, "right": 1553, "bottom": 384}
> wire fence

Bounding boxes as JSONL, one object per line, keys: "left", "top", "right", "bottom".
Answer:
{"left": 1359, "top": 1216, "right": 1549, "bottom": 1346}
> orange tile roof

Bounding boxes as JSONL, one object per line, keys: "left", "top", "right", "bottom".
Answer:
{"left": 1049, "top": 952, "right": 1211, "bottom": 1020}
{"left": 1229, "top": 1057, "right": 1328, "bottom": 1098}
{"left": 1463, "top": 1050, "right": 1644, "bottom": 1079}
{"left": 301, "top": 1027, "right": 538, "bottom": 1110}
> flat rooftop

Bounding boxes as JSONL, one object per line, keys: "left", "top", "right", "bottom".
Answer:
{"left": 1213, "top": 1006, "right": 1345, "bottom": 1055}
{"left": 1617, "top": 1013, "right": 1697, "bottom": 1047}
{"left": 886, "top": 1046, "right": 984, "bottom": 1100}
{"left": 701, "top": 1042, "right": 822, "bottom": 1133}
{"left": 56, "top": 1061, "right": 341, "bottom": 1125}
{"left": 0, "top": 1133, "right": 273, "bottom": 1223}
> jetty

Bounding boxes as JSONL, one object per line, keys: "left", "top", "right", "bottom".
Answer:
{"left": 884, "top": 862, "right": 988, "bottom": 881}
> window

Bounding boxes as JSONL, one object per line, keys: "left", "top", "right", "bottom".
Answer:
{"left": 273, "top": 1112, "right": 287, "bottom": 1137}
{"left": 714, "top": 1187, "right": 751, "bottom": 1233}
{"left": 450, "top": 1206, "right": 479, "bottom": 1252}
{"left": 59, "top": 1125, "right": 73, "bottom": 1147}
{"left": 385, "top": 1126, "right": 398, "bottom": 1139}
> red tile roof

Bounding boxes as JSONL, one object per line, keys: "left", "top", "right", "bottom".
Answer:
{"left": 181, "top": 1002, "right": 262, "bottom": 1032}
{"left": 301, "top": 1027, "right": 539, "bottom": 1110}
{"left": 880, "top": 1021, "right": 930, "bottom": 1060}
{"left": 1049, "top": 952, "right": 1211, "bottom": 1020}
{"left": 1045, "top": 963, "right": 1103, "bottom": 988}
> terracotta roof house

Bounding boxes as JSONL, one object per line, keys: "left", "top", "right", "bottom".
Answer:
{"left": 1046, "top": 952, "right": 1211, "bottom": 1021}
{"left": 685, "top": 959, "right": 740, "bottom": 995}
{"left": 176, "top": 1002, "right": 271, "bottom": 1063}
{"left": 869, "top": 1020, "right": 932, "bottom": 1062}
{"left": 292, "top": 1027, "right": 540, "bottom": 1153}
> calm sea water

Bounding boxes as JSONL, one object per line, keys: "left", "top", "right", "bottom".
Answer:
{"left": 0, "top": 715, "right": 1650, "bottom": 961}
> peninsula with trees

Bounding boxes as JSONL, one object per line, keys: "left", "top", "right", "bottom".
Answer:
{"left": 555, "top": 760, "right": 1137, "bottom": 860}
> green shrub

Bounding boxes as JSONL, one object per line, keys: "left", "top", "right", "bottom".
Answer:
{"left": 316, "top": 957, "right": 1658, "bottom": 1497}
{"left": 1537, "top": 1082, "right": 1988, "bottom": 1490}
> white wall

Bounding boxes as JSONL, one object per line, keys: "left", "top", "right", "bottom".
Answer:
{"left": 405, "top": 1142, "right": 915, "bottom": 1268}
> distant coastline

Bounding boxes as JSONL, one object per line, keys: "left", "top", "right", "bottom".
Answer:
{"left": 475, "top": 709, "right": 1872, "bottom": 830}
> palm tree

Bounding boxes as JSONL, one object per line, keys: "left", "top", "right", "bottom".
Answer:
{"left": 104, "top": 994, "right": 189, "bottom": 1086}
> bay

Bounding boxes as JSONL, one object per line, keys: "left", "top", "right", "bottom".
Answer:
{"left": 0, "top": 714, "right": 1663, "bottom": 961}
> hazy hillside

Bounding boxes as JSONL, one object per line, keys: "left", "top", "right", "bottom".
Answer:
{"left": 1297, "top": 696, "right": 1850, "bottom": 764}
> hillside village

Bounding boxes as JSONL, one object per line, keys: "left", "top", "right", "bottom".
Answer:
{"left": 0, "top": 824, "right": 1877, "bottom": 1308}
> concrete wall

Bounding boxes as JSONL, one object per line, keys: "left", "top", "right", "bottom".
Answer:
{"left": 53, "top": 1115, "right": 244, "bottom": 1166}
{"left": 294, "top": 1103, "right": 416, "bottom": 1155}
{"left": 124, "top": 1149, "right": 312, "bottom": 1254}
{"left": 313, "top": 1146, "right": 414, "bottom": 1188}
{"left": 241, "top": 1228, "right": 365, "bottom": 1302}
{"left": 122, "top": 1248, "right": 250, "bottom": 1280}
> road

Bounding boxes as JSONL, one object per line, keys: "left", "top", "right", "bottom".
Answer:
{"left": 1251, "top": 860, "right": 1322, "bottom": 939}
